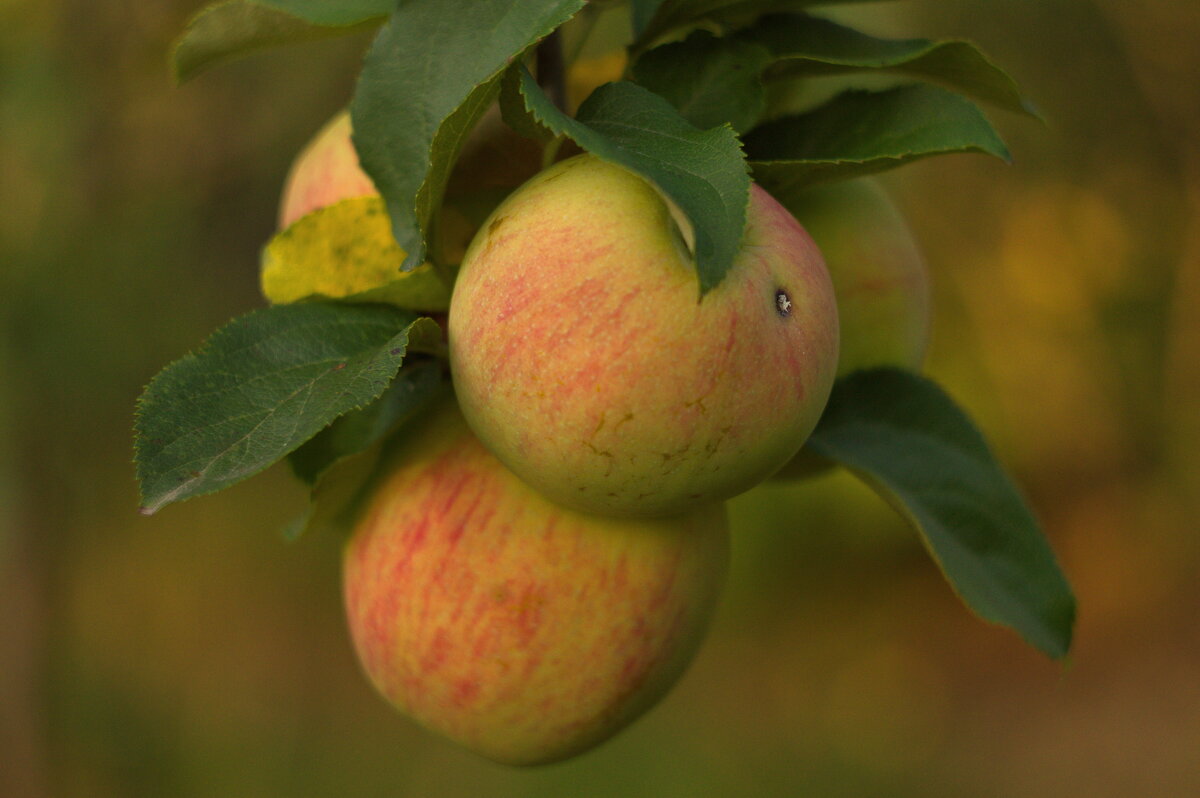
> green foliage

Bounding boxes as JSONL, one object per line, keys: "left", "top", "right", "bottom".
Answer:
{"left": 134, "top": 304, "right": 439, "bottom": 515}
{"left": 350, "top": 0, "right": 586, "bottom": 272}
{"left": 631, "top": 31, "right": 772, "bottom": 133}
{"left": 632, "top": 0, "right": 881, "bottom": 47}
{"left": 745, "top": 85, "right": 1011, "bottom": 195}
{"left": 807, "top": 369, "right": 1076, "bottom": 659}
{"left": 519, "top": 67, "right": 750, "bottom": 294}
{"left": 144, "top": 0, "right": 1076, "bottom": 660}
{"left": 170, "top": 0, "right": 384, "bottom": 83}
{"left": 740, "top": 13, "right": 1037, "bottom": 117}
{"left": 288, "top": 360, "right": 447, "bottom": 486}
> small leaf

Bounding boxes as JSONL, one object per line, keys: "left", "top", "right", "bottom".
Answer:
{"left": 170, "top": 0, "right": 383, "bottom": 84}
{"left": 745, "top": 84, "right": 1010, "bottom": 195}
{"left": 289, "top": 359, "right": 448, "bottom": 485}
{"left": 519, "top": 67, "right": 749, "bottom": 293}
{"left": 634, "top": 0, "right": 879, "bottom": 49}
{"left": 740, "top": 13, "right": 1036, "bottom": 117}
{"left": 499, "top": 63, "right": 556, "bottom": 145}
{"left": 260, "top": 196, "right": 451, "bottom": 311}
{"left": 632, "top": 30, "right": 772, "bottom": 134}
{"left": 807, "top": 369, "right": 1076, "bottom": 659}
{"left": 350, "top": 0, "right": 586, "bottom": 272}
{"left": 135, "top": 304, "right": 437, "bottom": 514}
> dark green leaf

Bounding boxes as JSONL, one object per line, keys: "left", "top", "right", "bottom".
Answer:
{"left": 807, "top": 369, "right": 1076, "bottom": 659}
{"left": 499, "top": 64, "right": 556, "bottom": 145}
{"left": 135, "top": 304, "right": 439, "bottom": 515}
{"left": 634, "top": 0, "right": 879, "bottom": 49}
{"left": 632, "top": 30, "right": 772, "bottom": 133}
{"left": 170, "top": 0, "right": 383, "bottom": 84}
{"left": 745, "top": 84, "right": 1010, "bottom": 195}
{"left": 631, "top": 0, "right": 669, "bottom": 36}
{"left": 350, "top": 0, "right": 586, "bottom": 272}
{"left": 289, "top": 359, "right": 447, "bottom": 485}
{"left": 740, "top": 13, "right": 1036, "bottom": 117}
{"left": 519, "top": 68, "right": 749, "bottom": 293}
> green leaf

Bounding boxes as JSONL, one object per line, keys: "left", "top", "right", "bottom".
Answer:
{"left": 632, "top": 30, "right": 772, "bottom": 134}
{"left": 518, "top": 68, "right": 749, "bottom": 293}
{"left": 740, "top": 13, "right": 1036, "bottom": 117}
{"left": 634, "top": 0, "right": 879, "bottom": 48}
{"left": 289, "top": 359, "right": 447, "bottom": 485}
{"left": 350, "top": 0, "right": 586, "bottom": 272}
{"left": 260, "top": 196, "right": 451, "bottom": 311}
{"left": 170, "top": 0, "right": 384, "bottom": 84}
{"left": 745, "top": 84, "right": 1010, "bottom": 195}
{"left": 806, "top": 369, "right": 1076, "bottom": 659}
{"left": 134, "top": 304, "right": 439, "bottom": 515}
{"left": 499, "top": 64, "right": 556, "bottom": 145}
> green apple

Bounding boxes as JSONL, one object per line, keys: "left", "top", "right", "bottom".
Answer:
{"left": 782, "top": 179, "right": 930, "bottom": 379}
{"left": 773, "top": 178, "right": 931, "bottom": 479}
{"left": 449, "top": 154, "right": 839, "bottom": 518}
{"left": 343, "top": 401, "right": 729, "bottom": 765}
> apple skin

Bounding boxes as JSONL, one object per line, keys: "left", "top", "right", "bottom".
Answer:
{"left": 449, "top": 154, "right": 839, "bottom": 518}
{"left": 278, "top": 112, "right": 377, "bottom": 229}
{"left": 773, "top": 179, "right": 931, "bottom": 479}
{"left": 782, "top": 179, "right": 930, "bottom": 379}
{"left": 342, "top": 402, "right": 730, "bottom": 766}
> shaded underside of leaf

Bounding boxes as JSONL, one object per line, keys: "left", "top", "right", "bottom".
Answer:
{"left": 171, "top": 0, "right": 382, "bottom": 84}
{"left": 745, "top": 84, "right": 1010, "bottom": 195}
{"left": 807, "top": 369, "right": 1076, "bottom": 659}
{"left": 135, "top": 303, "right": 430, "bottom": 515}
{"left": 519, "top": 67, "right": 749, "bottom": 293}
{"left": 350, "top": 0, "right": 587, "bottom": 272}
{"left": 741, "top": 13, "right": 1036, "bottom": 117}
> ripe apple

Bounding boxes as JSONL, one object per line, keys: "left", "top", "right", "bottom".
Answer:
{"left": 343, "top": 401, "right": 730, "bottom": 765}
{"left": 782, "top": 179, "right": 930, "bottom": 379}
{"left": 449, "top": 154, "right": 839, "bottom": 518}
{"left": 773, "top": 178, "right": 931, "bottom": 479}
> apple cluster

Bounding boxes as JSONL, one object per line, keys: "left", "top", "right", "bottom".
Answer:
{"left": 275, "top": 112, "right": 929, "bottom": 765}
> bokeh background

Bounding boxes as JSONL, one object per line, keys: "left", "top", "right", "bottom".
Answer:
{"left": 2, "top": 0, "right": 1197, "bottom": 795}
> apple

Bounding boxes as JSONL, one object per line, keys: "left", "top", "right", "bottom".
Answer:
{"left": 448, "top": 154, "right": 839, "bottom": 518}
{"left": 781, "top": 179, "right": 930, "bottom": 379}
{"left": 342, "top": 401, "right": 730, "bottom": 765}
{"left": 277, "top": 111, "right": 377, "bottom": 229}
{"left": 773, "top": 178, "right": 931, "bottom": 479}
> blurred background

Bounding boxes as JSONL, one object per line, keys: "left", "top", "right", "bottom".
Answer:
{"left": 1, "top": 0, "right": 1196, "bottom": 795}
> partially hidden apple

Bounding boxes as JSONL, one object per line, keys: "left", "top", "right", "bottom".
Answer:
{"left": 265, "top": 108, "right": 542, "bottom": 306}
{"left": 449, "top": 154, "right": 840, "bottom": 518}
{"left": 782, "top": 179, "right": 930, "bottom": 379}
{"left": 342, "top": 401, "right": 730, "bottom": 765}
{"left": 773, "top": 178, "right": 931, "bottom": 479}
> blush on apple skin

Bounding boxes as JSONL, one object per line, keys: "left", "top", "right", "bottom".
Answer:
{"left": 449, "top": 154, "right": 840, "bottom": 519}
{"left": 343, "top": 402, "right": 730, "bottom": 766}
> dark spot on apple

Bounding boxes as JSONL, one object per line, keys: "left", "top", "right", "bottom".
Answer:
{"left": 775, "top": 289, "right": 792, "bottom": 317}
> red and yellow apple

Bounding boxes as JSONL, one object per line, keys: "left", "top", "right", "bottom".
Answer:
{"left": 343, "top": 402, "right": 729, "bottom": 765}
{"left": 773, "top": 178, "right": 931, "bottom": 479}
{"left": 449, "top": 154, "right": 840, "bottom": 518}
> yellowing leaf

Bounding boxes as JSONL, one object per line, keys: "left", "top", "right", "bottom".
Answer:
{"left": 260, "top": 196, "right": 451, "bottom": 311}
